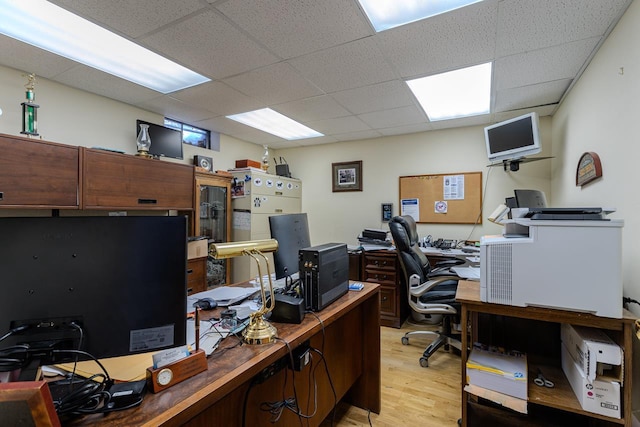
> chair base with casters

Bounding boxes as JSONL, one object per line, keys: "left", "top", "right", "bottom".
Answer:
{"left": 400, "top": 273, "right": 462, "bottom": 367}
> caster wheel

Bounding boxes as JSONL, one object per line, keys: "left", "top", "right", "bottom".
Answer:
{"left": 444, "top": 344, "right": 450, "bottom": 352}
{"left": 419, "top": 357, "right": 429, "bottom": 368}
{"left": 401, "top": 336, "right": 409, "bottom": 345}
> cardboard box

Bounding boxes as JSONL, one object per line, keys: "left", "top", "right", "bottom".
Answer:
{"left": 187, "top": 239, "right": 208, "bottom": 260}
{"left": 235, "top": 159, "right": 261, "bottom": 169}
{"left": 561, "top": 342, "right": 621, "bottom": 418}
{"left": 561, "top": 323, "right": 623, "bottom": 382}
{"left": 466, "top": 344, "right": 528, "bottom": 400}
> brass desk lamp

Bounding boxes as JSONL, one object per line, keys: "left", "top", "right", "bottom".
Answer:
{"left": 209, "top": 239, "right": 278, "bottom": 345}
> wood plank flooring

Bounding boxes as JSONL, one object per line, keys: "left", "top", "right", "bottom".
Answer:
{"left": 321, "top": 320, "right": 461, "bottom": 426}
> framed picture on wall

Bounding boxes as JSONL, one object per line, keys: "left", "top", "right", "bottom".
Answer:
{"left": 332, "top": 160, "right": 362, "bottom": 192}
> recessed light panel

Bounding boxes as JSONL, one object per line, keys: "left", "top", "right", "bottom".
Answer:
{"left": 0, "top": 0, "right": 210, "bottom": 93}
{"left": 358, "top": 0, "right": 483, "bottom": 32}
{"left": 407, "top": 62, "right": 492, "bottom": 121}
{"left": 227, "top": 108, "right": 324, "bottom": 140}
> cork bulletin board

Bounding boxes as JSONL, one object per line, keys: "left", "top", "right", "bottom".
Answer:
{"left": 399, "top": 171, "right": 482, "bottom": 224}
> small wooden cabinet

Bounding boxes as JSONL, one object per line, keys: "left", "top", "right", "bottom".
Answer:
{"left": 187, "top": 257, "right": 207, "bottom": 295}
{"left": 81, "top": 148, "right": 194, "bottom": 210}
{"left": 362, "top": 250, "right": 408, "bottom": 328}
{"left": 0, "top": 133, "right": 79, "bottom": 208}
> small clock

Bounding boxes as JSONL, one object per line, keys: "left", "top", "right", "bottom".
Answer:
{"left": 194, "top": 155, "right": 213, "bottom": 172}
{"left": 157, "top": 368, "right": 173, "bottom": 386}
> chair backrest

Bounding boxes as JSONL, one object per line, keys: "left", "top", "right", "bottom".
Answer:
{"left": 388, "top": 215, "right": 432, "bottom": 285}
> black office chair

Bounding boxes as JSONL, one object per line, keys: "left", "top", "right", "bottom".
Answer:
{"left": 388, "top": 215, "right": 462, "bottom": 367}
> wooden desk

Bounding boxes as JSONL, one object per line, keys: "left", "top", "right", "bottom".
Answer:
{"left": 68, "top": 282, "right": 381, "bottom": 426}
{"left": 456, "top": 280, "right": 635, "bottom": 426}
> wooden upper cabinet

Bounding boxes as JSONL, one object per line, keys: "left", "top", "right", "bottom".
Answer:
{"left": 81, "top": 148, "right": 194, "bottom": 210}
{"left": 0, "top": 133, "right": 79, "bottom": 208}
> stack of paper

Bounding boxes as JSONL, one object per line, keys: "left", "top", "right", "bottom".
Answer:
{"left": 466, "top": 343, "right": 528, "bottom": 400}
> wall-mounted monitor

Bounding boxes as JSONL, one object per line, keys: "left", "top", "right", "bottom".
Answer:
{"left": 136, "top": 119, "right": 183, "bottom": 160}
{"left": 484, "top": 112, "right": 541, "bottom": 162}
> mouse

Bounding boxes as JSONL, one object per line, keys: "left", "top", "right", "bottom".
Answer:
{"left": 193, "top": 297, "right": 217, "bottom": 310}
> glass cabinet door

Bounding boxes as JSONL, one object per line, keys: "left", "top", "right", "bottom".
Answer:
{"left": 194, "top": 173, "right": 232, "bottom": 287}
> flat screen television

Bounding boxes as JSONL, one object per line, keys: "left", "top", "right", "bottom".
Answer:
{"left": 136, "top": 119, "right": 183, "bottom": 160}
{"left": 0, "top": 216, "right": 187, "bottom": 372}
{"left": 484, "top": 112, "right": 541, "bottom": 162}
{"left": 269, "top": 213, "right": 311, "bottom": 280}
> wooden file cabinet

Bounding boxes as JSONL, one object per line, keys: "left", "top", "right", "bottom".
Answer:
{"left": 362, "top": 250, "right": 408, "bottom": 328}
{"left": 187, "top": 257, "right": 207, "bottom": 295}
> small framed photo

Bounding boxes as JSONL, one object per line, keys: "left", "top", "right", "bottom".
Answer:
{"left": 0, "top": 381, "right": 61, "bottom": 427}
{"left": 332, "top": 161, "right": 362, "bottom": 192}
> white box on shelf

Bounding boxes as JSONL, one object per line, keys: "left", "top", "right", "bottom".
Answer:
{"left": 561, "top": 343, "right": 621, "bottom": 418}
{"left": 561, "top": 323, "right": 623, "bottom": 382}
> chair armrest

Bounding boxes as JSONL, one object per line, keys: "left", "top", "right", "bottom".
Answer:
{"left": 409, "top": 274, "right": 459, "bottom": 297}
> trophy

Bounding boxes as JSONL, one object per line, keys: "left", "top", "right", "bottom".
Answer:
{"left": 21, "top": 73, "right": 39, "bottom": 136}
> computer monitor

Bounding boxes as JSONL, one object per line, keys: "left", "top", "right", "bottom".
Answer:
{"left": 136, "top": 120, "right": 183, "bottom": 160}
{"left": 514, "top": 189, "right": 548, "bottom": 208}
{"left": 269, "top": 213, "right": 311, "bottom": 280}
{"left": 0, "top": 216, "right": 187, "bottom": 372}
{"left": 484, "top": 112, "right": 541, "bottom": 162}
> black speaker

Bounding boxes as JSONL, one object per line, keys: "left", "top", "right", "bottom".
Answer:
{"left": 194, "top": 155, "right": 213, "bottom": 172}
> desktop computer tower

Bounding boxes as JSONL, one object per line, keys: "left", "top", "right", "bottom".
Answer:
{"left": 299, "top": 243, "right": 349, "bottom": 311}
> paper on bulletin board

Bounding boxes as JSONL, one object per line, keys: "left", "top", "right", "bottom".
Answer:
{"left": 443, "top": 175, "right": 464, "bottom": 200}
{"left": 401, "top": 198, "right": 419, "bottom": 221}
{"left": 233, "top": 210, "right": 251, "bottom": 230}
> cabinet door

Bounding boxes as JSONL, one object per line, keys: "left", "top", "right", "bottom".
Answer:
{"left": 82, "top": 149, "right": 194, "bottom": 210}
{"left": 193, "top": 173, "right": 232, "bottom": 286}
{"left": 0, "top": 134, "right": 79, "bottom": 208}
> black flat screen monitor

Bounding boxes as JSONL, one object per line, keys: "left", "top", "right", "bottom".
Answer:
{"left": 136, "top": 120, "right": 183, "bottom": 160}
{"left": 0, "top": 216, "right": 187, "bottom": 367}
{"left": 484, "top": 112, "right": 541, "bottom": 162}
{"left": 269, "top": 213, "right": 311, "bottom": 280}
{"left": 514, "top": 189, "right": 548, "bottom": 208}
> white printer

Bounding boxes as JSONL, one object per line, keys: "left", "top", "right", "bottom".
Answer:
{"left": 480, "top": 218, "right": 624, "bottom": 318}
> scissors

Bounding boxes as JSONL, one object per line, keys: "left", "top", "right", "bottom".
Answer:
{"left": 533, "top": 368, "right": 554, "bottom": 388}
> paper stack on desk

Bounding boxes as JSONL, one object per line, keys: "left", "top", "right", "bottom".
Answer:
{"left": 466, "top": 343, "right": 528, "bottom": 400}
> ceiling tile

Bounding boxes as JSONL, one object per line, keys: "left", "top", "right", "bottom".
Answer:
{"left": 273, "top": 95, "right": 351, "bottom": 122}
{"left": 136, "top": 95, "right": 218, "bottom": 123}
{"left": 374, "top": 1, "right": 498, "bottom": 79}
{"left": 333, "top": 129, "right": 383, "bottom": 141}
{"left": 494, "top": 37, "right": 600, "bottom": 90}
{"left": 49, "top": 0, "right": 205, "bottom": 38}
{"left": 171, "top": 81, "right": 263, "bottom": 116}
{"left": 494, "top": 79, "right": 571, "bottom": 112}
{"left": 331, "top": 80, "right": 416, "bottom": 115}
{"left": 358, "top": 105, "right": 427, "bottom": 129}
{"left": 289, "top": 37, "right": 398, "bottom": 93}
{"left": 216, "top": 0, "right": 373, "bottom": 59}
{"left": 223, "top": 62, "right": 323, "bottom": 105}
{"left": 378, "top": 122, "right": 433, "bottom": 136}
{"left": 0, "top": 37, "right": 77, "bottom": 79}
{"left": 141, "top": 9, "right": 279, "bottom": 79}
{"left": 306, "top": 115, "right": 371, "bottom": 135}
{"left": 496, "top": 0, "right": 632, "bottom": 56}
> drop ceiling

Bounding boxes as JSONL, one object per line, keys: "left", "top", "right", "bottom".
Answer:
{"left": 0, "top": 0, "right": 632, "bottom": 148}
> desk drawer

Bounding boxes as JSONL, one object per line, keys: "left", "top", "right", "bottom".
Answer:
{"left": 187, "top": 257, "right": 207, "bottom": 295}
{"left": 363, "top": 269, "right": 396, "bottom": 286}
{"left": 379, "top": 285, "right": 397, "bottom": 317}
{"left": 364, "top": 254, "right": 396, "bottom": 272}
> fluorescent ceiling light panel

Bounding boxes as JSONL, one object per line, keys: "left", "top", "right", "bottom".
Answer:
{"left": 358, "top": 0, "right": 483, "bottom": 32}
{"left": 227, "top": 108, "right": 324, "bottom": 140}
{"left": 0, "top": 0, "right": 210, "bottom": 93}
{"left": 407, "top": 62, "right": 492, "bottom": 121}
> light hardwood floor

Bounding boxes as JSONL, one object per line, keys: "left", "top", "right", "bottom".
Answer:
{"left": 322, "top": 321, "right": 462, "bottom": 427}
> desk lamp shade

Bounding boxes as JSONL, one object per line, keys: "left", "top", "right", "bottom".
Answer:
{"left": 209, "top": 239, "right": 279, "bottom": 344}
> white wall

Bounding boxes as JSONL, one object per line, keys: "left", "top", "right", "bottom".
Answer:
{"left": 278, "top": 119, "right": 552, "bottom": 246}
{"left": 0, "top": 64, "right": 264, "bottom": 171}
{"left": 551, "top": 0, "right": 640, "bottom": 315}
